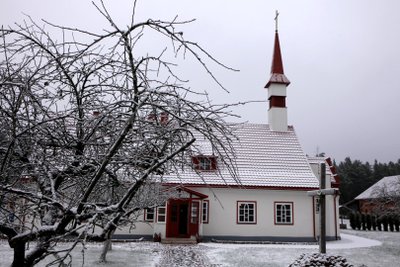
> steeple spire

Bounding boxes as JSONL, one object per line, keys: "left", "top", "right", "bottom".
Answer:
{"left": 265, "top": 11, "right": 290, "bottom": 132}
{"left": 265, "top": 11, "right": 290, "bottom": 88}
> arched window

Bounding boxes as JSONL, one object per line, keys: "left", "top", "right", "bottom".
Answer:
{"left": 237, "top": 201, "right": 256, "bottom": 224}
{"left": 275, "top": 202, "right": 293, "bottom": 225}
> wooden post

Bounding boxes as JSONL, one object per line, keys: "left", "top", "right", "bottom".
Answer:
{"left": 320, "top": 162, "right": 326, "bottom": 254}
{"left": 307, "top": 163, "right": 338, "bottom": 254}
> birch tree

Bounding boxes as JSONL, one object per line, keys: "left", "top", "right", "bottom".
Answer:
{"left": 0, "top": 1, "right": 238, "bottom": 266}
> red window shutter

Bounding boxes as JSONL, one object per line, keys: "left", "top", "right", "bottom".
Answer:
{"left": 192, "top": 156, "right": 200, "bottom": 170}
{"left": 160, "top": 112, "right": 168, "bottom": 125}
{"left": 211, "top": 157, "right": 217, "bottom": 170}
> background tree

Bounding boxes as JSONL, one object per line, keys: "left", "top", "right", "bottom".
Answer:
{"left": 337, "top": 157, "right": 400, "bottom": 204}
{"left": 370, "top": 176, "right": 400, "bottom": 222}
{"left": 0, "top": 1, "right": 238, "bottom": 266}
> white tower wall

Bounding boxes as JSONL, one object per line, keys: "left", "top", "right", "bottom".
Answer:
{"left": 269, "top": 107, "right": 288, "bottom": 132}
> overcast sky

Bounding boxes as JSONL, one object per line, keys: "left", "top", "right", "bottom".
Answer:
{"left": 2, "top": 0, "right": 400, "bottom": 164}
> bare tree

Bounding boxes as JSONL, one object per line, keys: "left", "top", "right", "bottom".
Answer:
{"left": 0, "top": 1, "right": 238, "bottom": 266}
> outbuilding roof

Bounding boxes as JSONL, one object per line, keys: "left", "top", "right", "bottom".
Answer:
{"left": 163, "top": 123, "right": 319, "bottom": 189}
{"left": 355, "top": 175, "right": 400, "bottom": 200}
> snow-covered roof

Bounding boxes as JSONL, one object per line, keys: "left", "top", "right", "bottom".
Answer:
{"left": 307, "top": 157, "right": 333, "bottom": 175}
{"left": 163, "top": 123, "right": 319, "bottom": 189}
{"left": 355, "top": 175, "right": 400, "bottom": 200}
{"left": 307, "top": 156, "right": 338, "bottom": 183}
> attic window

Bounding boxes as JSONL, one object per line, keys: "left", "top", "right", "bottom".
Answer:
{"left": 192, "top": 156, "right": 217, "bottom": 171}
{"left": 147, "top": 112, "right": 169, "bottom": 125}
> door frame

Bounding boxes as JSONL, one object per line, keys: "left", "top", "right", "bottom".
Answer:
{"left": 165, "top": 186, "right": 207, "bottom": 238}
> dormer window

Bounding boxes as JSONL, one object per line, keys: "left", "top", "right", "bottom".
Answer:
{"left": 147, "top": 111, "right": 169, "bottom": 125}
{"left": 192, "top": 156, "right": 217, "bottom": 171}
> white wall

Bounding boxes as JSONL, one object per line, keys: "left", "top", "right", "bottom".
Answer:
{"left": 267, "top": 83, "right": 287, "bottom": 98}
{"left": 193, "top": 187, "right": 315, "bottom": 239}
{"left": 114, "top": 210, "right": 155, "bottom": 237}
{"left": 268, "top": 107, "right": 288, "bottom": 132}
{"left": 115, "top": 186, "right": 340, "bottom": 241}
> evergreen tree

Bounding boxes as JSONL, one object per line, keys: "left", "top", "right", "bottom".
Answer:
{"left": 355, "top": 213, "right": 362, "bottom": 230}
{"left": 349, "top": 212, "right": 356, "bottom": 230}
{"left": 366, "top": 214, "right": 372, "bottom": 231}
{"left": 371, "top": 215, "right": 377, "bottom": 231}
{"left": 377, "top": 216, "right": 382, "bottom": 231}
{"left": 361, "top": 213, "right": 367, "bottom": 230}
{"left": 337, "top": 157, "right": 400, "bottom": 204}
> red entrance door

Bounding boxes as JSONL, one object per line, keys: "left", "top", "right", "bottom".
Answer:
{"left": 166, "top": 200, "right": 199, "bottom": 238}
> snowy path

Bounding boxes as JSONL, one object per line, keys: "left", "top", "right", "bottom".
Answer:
{"left": 157, "top": 244, "right": 216, "bottom": 267}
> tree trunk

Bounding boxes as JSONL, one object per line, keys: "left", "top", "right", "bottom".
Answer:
{"left": 11, "top": 242, "right": 26, "bottom": 267}
{"left": 98, "top": 229, "right": 116, "bottom": 263}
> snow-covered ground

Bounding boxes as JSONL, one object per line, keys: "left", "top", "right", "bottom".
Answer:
{"left": 201, "top": 230, "right": 390, "bottom": 267}
{"left": 1, "top": 229, "right": 399, "bottom": 266}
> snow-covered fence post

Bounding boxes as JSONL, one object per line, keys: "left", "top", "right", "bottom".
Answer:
{"left": 307, "top": 163, "right": 338, "bottom": 254}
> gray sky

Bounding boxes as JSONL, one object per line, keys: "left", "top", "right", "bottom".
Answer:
{"left": 2, "top": 0, "right": 400, "bottom": 163}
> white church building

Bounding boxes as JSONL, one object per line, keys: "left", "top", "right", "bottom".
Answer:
{"left": 119, "top": 26, "right": 341, "bottom": 242}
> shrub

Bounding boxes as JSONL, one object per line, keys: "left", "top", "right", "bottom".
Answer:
{"left": 153, "top": 233, "right": 161, "bottom": 242}
{"left": 366, "top": 214, "right": 372, "bottom": 230}
{"left": 382, "top": 215, "right": 389, "bottom": 231}
{"left": 377, "top": 216, "right": 382, "bottom": 231}
{"left": 388, "top": 215, "right": 395, "bottom": 232}
{"left": 349, "top": 212, "right": 356, "bottom": 230}
{"left": 394, "top": 216, "right": 400, "bottom": 232}
{"left": 361, "top": 213, "right": 367, "bottom": 230}
{"left": 371, "top": 215, "right": 377, "bottom": 231}
{"left": 288, "top": 253, "right": 354, "bottom": 267}
{"left": 355, "top": 213, "right": 362, "bottom": 230}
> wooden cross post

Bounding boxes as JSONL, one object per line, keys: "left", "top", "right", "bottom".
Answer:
{"left": 307, "top": 163, "right": 337, "bottom": 254}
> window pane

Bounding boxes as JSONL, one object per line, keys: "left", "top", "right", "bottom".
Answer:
{"left": 145, "top": 208, "right": 154, "bottom": 222}
{"left": 192, "top": 156, "right": 217, "bottom": 171}
{"left": 202, "top": 201, "right": 209, "bottom": 223}
{"left": 191, "top": 202, "right": 199, "bottom": 224}
{"left": 157, "top": 206, "right": 166, "bottom": 222}
{"left": 275, "top": 203, "right": 292, "bottom": 224}
{"left": 238, "top": 202, "right": 256, "bottom": 223}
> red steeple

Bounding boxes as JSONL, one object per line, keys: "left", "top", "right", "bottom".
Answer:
{"left": 265, "top": 29, "right": 290, "bottom": 88}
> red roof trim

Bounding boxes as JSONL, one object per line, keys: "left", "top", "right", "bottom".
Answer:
{"left": 163, "top": 185, "right": 208, "bottom": 199}
{"left": 162, "top": 183, "right": 318, "bottom": 191}
{"left": 325, "top": 157, "right": 341, "bottom": 187}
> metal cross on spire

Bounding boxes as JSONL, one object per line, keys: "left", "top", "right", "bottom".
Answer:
{"left": 274, "top": 10, "right": 279, "bottom": 32}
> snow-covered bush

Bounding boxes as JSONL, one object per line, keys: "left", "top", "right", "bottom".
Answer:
{"left": 288, "top": 253, "right": 354, "bottom": 267}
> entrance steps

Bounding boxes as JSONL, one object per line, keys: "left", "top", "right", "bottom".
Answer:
{"left": 161, "top": 237, "right": 197, "bottom": 245}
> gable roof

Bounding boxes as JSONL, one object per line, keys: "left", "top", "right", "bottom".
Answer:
{"left": 307, "top": 156, "right": 340, "bottom": 187}
{"left": 355, "top": 175, "right": 400, "bottom": 200}
{"left": 307, "top": 156, "right": 334, "bottom": 176}
{"left": 163, "top": 123, "right": 319, "bottom": 189}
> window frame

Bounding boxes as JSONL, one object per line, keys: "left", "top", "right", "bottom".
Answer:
{"left": 192, "top": 156, "right": 217, "bottom": 171}
{"left": 274, "top": 202, "right": 294, "bottom": 225}
{"left": 156, "top": 205, "right": 166, "bottom": 223}
{"left": 144, "top": 207, "right": 155, "bottom": 222}
{"left": 237, "top": 201, "right": 257, "bottom": 224}
{"left": 202, "top": 200, "right": 209, "bottom": 224}
{"left": 191, "top": 201, "right": 200, "bottom": 224}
